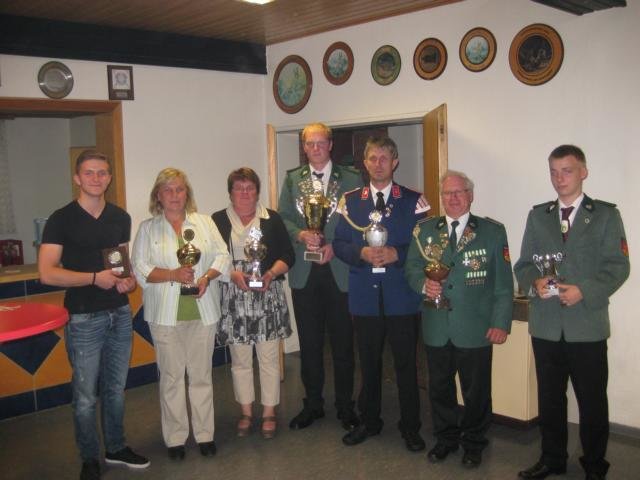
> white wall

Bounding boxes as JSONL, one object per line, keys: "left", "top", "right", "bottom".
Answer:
{"left": 2, "top": 118, "right": 71, "bottom": 263}
{"left": 389, "top": 124, "right": 423, "bottom": 192}
{"left": 0, "top": 54, "right": 268, "bottom": 237}
{"left": 266, "top": 0, "right": 640, "bottom": 428}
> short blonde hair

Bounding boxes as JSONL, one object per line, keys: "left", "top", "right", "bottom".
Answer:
{"left": 301, "top": 122, "right": 332, "bottom": 142}
{"left": 149, "top": 168, "right": 197, "bottom": 215}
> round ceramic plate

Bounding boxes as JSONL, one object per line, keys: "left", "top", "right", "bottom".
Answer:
{"left": 38, "top": 61, "right": 74, "bottom": 99}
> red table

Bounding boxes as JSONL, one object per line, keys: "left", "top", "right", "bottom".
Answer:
{"left": 0, "top": 302, "right": 69, "bottom": 342}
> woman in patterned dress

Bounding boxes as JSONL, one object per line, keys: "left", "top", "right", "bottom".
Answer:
{"left": 212, "top": 167, "right": 294, "bottom": 438}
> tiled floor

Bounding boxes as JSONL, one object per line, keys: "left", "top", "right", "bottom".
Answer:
{"left": 1, "top": 349, "right": 639, "bottom": 480}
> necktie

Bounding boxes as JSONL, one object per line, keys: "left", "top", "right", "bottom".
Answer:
{"left": 375, "top": 192, "right": 385, "bottom": 211}
{"left": 449, "top": 220, "right": 459, "bottom": 252}
{"left": 561, "top": 206, "right": 574, "bottom": 242}
{"left": 312, "top": 172, "right": 324, "bottom": 191}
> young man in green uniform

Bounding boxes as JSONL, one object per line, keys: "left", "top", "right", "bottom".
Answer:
{"left": 515, "top": 145, "right": 629, "bottom": 480}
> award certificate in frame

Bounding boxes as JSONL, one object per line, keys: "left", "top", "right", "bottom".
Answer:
{"left": 273, "top": 55, "right": 313, "bottom": 114}
{"left": 107, "top": 65, "right": 134, "bottom": 100}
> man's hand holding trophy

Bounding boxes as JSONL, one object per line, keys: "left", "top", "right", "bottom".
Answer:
{"left": 532, "top": 252, "right": 564, "bottom": 298}
{"left": 295, "top": 176, "right": 339, "bottom": 262}
{"left": 412, "top": 227, "right": 451, "bottom": 309}
{"left": 337, "top": 196, "right": 389, "bottom": 273}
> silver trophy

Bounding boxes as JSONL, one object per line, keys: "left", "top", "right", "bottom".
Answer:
{"left": 337, "top": 197, "right": 389, "bottom": 273}
{"left": 532, "top": 252, "right": 564, "bottom": 296}
{"left": 295, "top": 176, "right": 339, "bottom": 261}
{"left": 244, "top": 226, "right": 267, "bottom": 289}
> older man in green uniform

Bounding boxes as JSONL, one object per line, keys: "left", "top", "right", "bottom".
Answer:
{"left": 514, "top": 145, "right": 629, "bottom": 480}
{"left": 406, "top": 170, "right": 513, "bottom": 469}
{"left": 279, "top": 122, "right": 363, "bottom": 431}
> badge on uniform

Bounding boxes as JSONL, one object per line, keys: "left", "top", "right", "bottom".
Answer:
{"left": 503, "top": 245, "right": 510, "bottom": 263}
{"left": 621, "top": 238, "right": 629, "bottom": 257}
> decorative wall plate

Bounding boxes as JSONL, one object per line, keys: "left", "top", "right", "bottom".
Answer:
{"left": 323, "top": 41, "right": 354, "bottom": 85}
{"left": 460, "top": 27, "right": 496, "bottom": 72}
{"left": 414, "top": 38, "right": 447, "bottom": 80}
{"left": 371, "top": 45, "right": 401, "bottom": 86}
{"left": 38, "top": 61, "right": 74, "bottom": 99}
{"left": 509, "top": 24, "right": 564, "bottom": 86}
{"left": 273, "top": 55, "right": 312, "bottom": 114}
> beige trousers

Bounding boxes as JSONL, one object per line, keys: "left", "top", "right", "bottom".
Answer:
{"left": 150, "top": 321, "right": 215, "bottom": 447}
{"left": 229, "top": 339, "right": 280, "bottom": 407}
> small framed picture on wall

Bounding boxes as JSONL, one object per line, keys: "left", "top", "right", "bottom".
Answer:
{"left": 107, "top": 65, "right": 134, "bottom": 100}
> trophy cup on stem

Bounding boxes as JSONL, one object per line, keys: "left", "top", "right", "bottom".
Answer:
{"left": 532, "top": 252, "right": 564, "bottom": 296}
{"left": 296, "top": 177, "right": 338, "bottom": 262}
{"left": 176, "top": 228, "right": 201, "bottom": 295}
{"left": 244, "top": 227, "right": 267, "bottom": 289}
{"left": 337, "top": 196, "right": 389, "bottom": 273}
{"left": 412, "top": 227, "right": 451, "bottom": 309}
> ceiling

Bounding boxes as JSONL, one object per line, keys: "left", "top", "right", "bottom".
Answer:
{"left": 0, "top": 0, "right": 465, "bottom": 46}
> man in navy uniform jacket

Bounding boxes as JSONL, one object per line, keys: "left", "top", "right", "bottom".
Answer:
{"left": 333, "top": 136, "right": 430, "bottom": 452}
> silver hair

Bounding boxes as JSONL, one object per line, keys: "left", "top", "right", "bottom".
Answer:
{"left": 439, "top": 169, "right": 474, "bottom": 192}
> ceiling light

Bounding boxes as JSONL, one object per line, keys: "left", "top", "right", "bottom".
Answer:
{"left": 237, "top": 0, "right": 275, "bottom": 5}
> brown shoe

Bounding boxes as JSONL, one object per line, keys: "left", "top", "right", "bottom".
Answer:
{"left": 261, "top": 416, "right": 277, "bottom": 439}
{"left": 237, "top": 415, "right": 253, "bottom": 437}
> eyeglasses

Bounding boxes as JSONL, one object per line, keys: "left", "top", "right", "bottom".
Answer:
{"left": 232, "top": 185, "right": 257, "bottom": 193}
{"left": 441, "top": 189, "right": 469, "bottom": 198}
{"left": 304, "top": 141, "right": 330, "bottom": 149}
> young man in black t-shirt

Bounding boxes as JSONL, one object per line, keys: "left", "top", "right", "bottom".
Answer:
{"left": 39, "top": 150, "right": 149, "bottom": 480}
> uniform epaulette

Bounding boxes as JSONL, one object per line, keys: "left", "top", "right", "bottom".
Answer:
{"left": 344, "top": 187, "right": 361, "bottom": 196}
{"left": 418, "top": 215, "right": 441, "bottom": 226}
{"left": 484, "top": 216, "right": 504, "bottom": 226}
{"left": 341, "top": 165, "right": 361, "bottom": 174}
{"left": 533, "top": 200, "right": 554, "bottom": 209}
{"left": 593, "top": 199, "right": 617, "bottom": 208}
{"left": 285, "top": 165, "right": 305, "bottom": 174}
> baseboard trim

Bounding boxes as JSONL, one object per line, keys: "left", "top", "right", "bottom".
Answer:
{"left": 492, "top": 413, "right": 539, "bottom": 429}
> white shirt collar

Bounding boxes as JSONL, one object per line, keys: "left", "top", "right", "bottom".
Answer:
{"left": 558, "top": 193, "right": 583, "bottom": 224}
{"left": 369, "top": 182, "right": 392, "bottom": 204}
{"left": 446, "top": 212, "right": 470, "bottom": 235}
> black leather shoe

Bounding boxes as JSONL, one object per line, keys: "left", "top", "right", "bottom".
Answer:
{"left": 585, "top": 474, "right": 606, "bottom": 480}
{"left": 342, "top": 424, "right": 381, "bottom": 446}
{"left": 167, "top": 445, "right": 185, "bottom": 460}
{"left": 462, "top": 450, "right": 482, "bottom": 468}
{"left": 289, "top": 406, "right": 325, "bottom": 430}
{"left": 337, "top": 409, "right": 360, "bottom": 431}
{"left": 427, "top": 443, "right": 459, "bottom": 463}
{"left": 198, "top": 441, "right": 217, "bottom": 457}
{"left": 402, "top": 431, "right": 426, "bottom": 452}
{"left": 518, "top": 461, "right": 567, "bottom": 479}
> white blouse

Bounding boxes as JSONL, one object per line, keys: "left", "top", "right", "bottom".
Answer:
{"left": 131, "top": 212, "right": 231, "bottom": 326}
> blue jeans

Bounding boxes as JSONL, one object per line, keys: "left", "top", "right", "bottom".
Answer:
{"left": 64, "top": 305, "right": 132, "bottom": 461}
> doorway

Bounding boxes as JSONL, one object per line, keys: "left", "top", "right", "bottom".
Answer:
{"left": 0, "top": 97, "right": 126, "bottom": 264}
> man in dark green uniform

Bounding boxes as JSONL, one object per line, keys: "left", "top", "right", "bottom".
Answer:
{"left": 278, "top": 122, "right": 363, "bottom": 431}
{"left": 515, "top": 145, "right": 629, "bottom": 480}
{"left": 406, "top": 170, "right": 513, "bottom": 469}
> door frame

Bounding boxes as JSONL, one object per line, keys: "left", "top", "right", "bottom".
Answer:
{"left": 0, "top": 97, "right": 127, "bottom": 208}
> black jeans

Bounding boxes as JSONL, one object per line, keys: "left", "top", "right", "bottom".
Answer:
{"left": 291, "top": 263, "right": 354, "bottom": 412}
